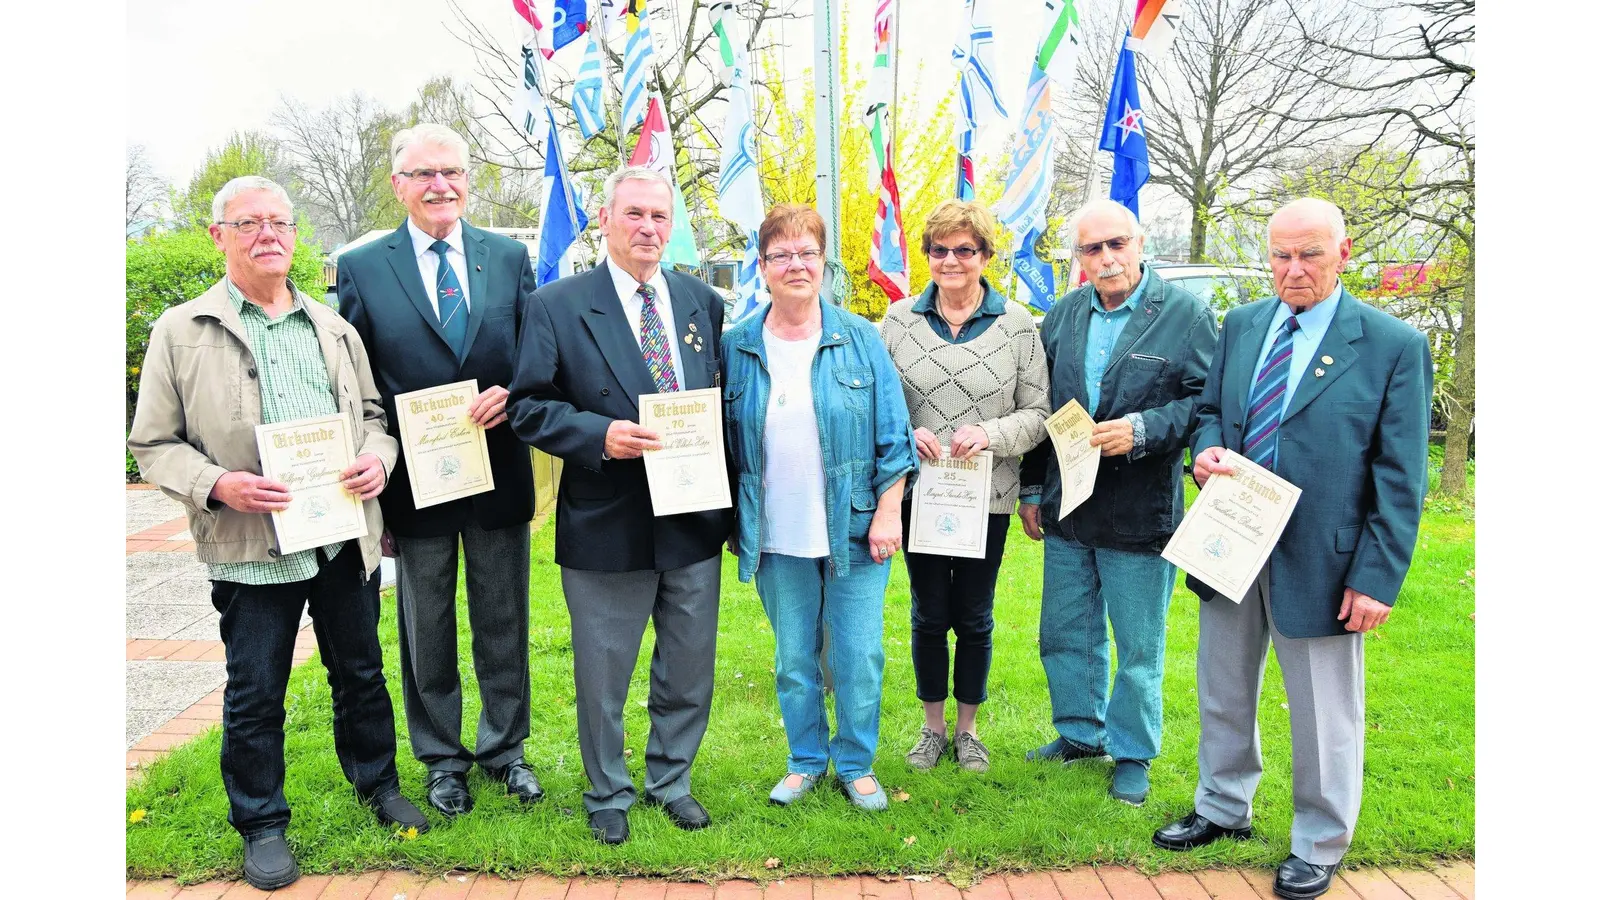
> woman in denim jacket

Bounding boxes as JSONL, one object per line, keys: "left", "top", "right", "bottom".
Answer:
{"left": 720, "top": 204, "right": 917, "bottom": 810}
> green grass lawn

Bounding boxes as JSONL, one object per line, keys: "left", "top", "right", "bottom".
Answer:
{"left": 126, "top": 493, "right": 1474, "bottom": 883}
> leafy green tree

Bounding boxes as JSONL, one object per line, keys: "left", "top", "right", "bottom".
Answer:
{"left": 173, "top": 132, "right": 292, "bottom": 230}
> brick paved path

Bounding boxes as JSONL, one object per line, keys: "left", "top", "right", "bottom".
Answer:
{"left": 123, "top": 488, "right": 1473, "bottom": 900}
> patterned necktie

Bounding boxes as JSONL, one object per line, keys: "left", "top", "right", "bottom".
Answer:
{"left": 1241, "top": 315, "right": 1300, "bottom": 470}
{"left": 431, "top": 240, "right": 468, "bottom": 360}
{"left": 637, "top": 283, "right": 680, "bottom": 393}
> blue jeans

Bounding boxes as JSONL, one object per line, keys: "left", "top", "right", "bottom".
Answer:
{"left": 209, "top": 544, "right": 400, "bottom": 837}
{"left": 1039, "top": 534, "right": 1177, "bottom": 763}
{"left": 754, "top": 553, "right": 891, "bottom": 781}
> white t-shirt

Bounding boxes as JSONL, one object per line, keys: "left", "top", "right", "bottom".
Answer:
{"left": 760, "top": 328, "right": 829, "bottom": 557}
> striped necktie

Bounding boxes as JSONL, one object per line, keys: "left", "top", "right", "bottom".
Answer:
{"left": 1241, "top": 315, "right": 1300, "bottom": 470}
{"left": 637, "top": 283, "right": 680, "bottom": 392}
{"left": 431, "top": 240, "right": 468, "bottom": 360}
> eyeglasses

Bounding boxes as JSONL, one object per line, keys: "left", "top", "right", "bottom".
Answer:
{"left": 763, "top": 249, "right": 823, "bottom": 266}
{"left": 217, "top": 220, "right": 298, "bottom": 236}
{"left": 1075, "top": 236, "right": 1133, "bottom": 256}
{"left": 397, "top": 167, "right": 468, "bottom": 182}
{"left": 929, "top": 245, "right": 981, "bottom": 260}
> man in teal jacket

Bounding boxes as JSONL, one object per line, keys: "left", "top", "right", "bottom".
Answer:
{"left": 1153, "top": 198, "right": 1432, "bottom": 900}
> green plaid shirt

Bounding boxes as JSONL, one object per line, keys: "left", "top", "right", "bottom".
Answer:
{"left": 208, "top": 279, "right": 346, "bottom": 585}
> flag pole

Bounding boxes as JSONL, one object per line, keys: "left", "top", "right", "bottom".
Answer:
{"left": 815, "top": 0, "right": 843, "bottom": 305}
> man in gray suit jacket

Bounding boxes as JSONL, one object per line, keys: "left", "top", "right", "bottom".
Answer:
{"left": 508, "top": 167, "right": 731, "bottom": 845}
{"left": 337, "top": 124, "right": 541, "bottom": 819}
{"left": 1153, "top": 199, "right": 1432, "bottom": 900}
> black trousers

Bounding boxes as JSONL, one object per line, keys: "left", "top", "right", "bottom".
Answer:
{"left": 902, "top": 511, "right": 1011, "bottom": 705}
{"left": 210, "top": 543, "right": 400, "bottom": 837}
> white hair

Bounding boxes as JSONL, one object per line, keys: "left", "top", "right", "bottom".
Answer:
{"left": 1067, "top": 198, "right": 1145, "bottom": 248}
{"left": 1268, "top": 197, "right": 1347, "bottom": 246}
{"left": 601, "top": 166, "right": 673, "bottom": 213}
{"left": 212, "top": 176, "right": 293, "bottom": 223}
{"left": 390, "top": 123, "right": 470, "bottom": 174}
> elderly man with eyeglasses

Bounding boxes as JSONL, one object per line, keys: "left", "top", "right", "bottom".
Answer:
{"left": 336, "top": 123, "right": 544, "bottom": 820}
{"left": 128, "top": 176, "right": 428, "bottom": 890}
{"left": 1017, "top": 198, "right": 1218, "bottom": 806}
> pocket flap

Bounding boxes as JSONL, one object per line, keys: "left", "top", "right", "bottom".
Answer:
{"left": 1334, "top": 524, "right": 1360, "bottom": 553}
{"left": 836, "top": 367, "right": 874, "bottom": 389}
{"left": 851, "top": 489, "right": 877, "bottom": 511}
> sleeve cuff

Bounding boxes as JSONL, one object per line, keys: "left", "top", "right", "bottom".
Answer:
{"left": 1127, "top": 412, "right": 1147, "bottom": 461}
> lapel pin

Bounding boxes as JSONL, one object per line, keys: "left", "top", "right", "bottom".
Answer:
{"left": 684, "top": 335, "right": 694, "bottom": 345}
{"left": 689, "top": 323, "right": 698, "bottom": 333}
{"left": 1314, "top": 367, "right": 1326, "bottom": 377}
{"left": 1321, "top": 355, "right": 1333, "bottom": 365}
{"left": 476, "top": 265, "right": 482, "bottom": 271}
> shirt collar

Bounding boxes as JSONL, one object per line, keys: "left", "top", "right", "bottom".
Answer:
{"left": 911, "top": 276, "right": 1006, "bottom": 316}
{"left": 224, "top": 276, "right": 305, "bottom": 316}
{"left": 1092, "top": 263, "right": 1148, "bottom": 314}
{"left": 407, "top": 218, "right": 464, "bottom": 258}
{"left": 1272, "top": 282, "right": 1342, "bottom": 331}
{"left": 605, "top": 257, "right": 668, "bottom": 304}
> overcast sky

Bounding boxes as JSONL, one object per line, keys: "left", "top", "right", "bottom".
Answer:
{"left": 127, "top": 0, "right": 1053, "bottom": 188}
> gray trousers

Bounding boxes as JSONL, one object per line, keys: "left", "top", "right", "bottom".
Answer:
{"left": 561, "top": 555, "right": 720, "bottom": 813}
{"left": 394, "top": 520, "right": 531, "bottom": 773}
{"left": 1195, "top": 570, "right": 1365, "bottom": 865}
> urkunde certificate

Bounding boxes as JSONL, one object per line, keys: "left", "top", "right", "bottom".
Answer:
{"left": 254, "top": 414, "right": 369, "bottom": 555}
{"left": 394, "top": 379, "right": 495, "bottom": 509}
{"left": 638, "top": 388, "right": 732, "bottom": 517}
{"left": 907, "top": 449, "right": 994, "bottom": 560}
{"left": 1161, "top": 450, "right": 1303, "bottom": 604}
{"left": 1044, "top": 399, "right": 1100, "bottom": 520}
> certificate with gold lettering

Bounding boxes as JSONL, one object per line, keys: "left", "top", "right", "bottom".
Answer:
{"left": 638, "top": 388, "right": 732, "bottom": 517}
{"left": 1161, "top": 450, "right": 1302, "bottom": 604}
{"left": 254, "top": 414, "right": 369, "bottom": 555}
{"left": 393, "top": 379, "right": 495, "bottom": 509}
{"left": 1044, "top": 399, "right": 1100, "bottom": 520}
{"left": 907, "top": 449, "right": 994, "bottom": 560}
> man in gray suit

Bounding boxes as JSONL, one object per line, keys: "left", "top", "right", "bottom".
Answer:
{"left": 1153, "top": 199, "right": 1432, "bottom": 900}
{"left": 508, "top": 167, "right": 731, "bottom": 844}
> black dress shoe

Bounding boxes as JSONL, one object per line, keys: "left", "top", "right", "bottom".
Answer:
{"left": 425, "top": 771, "right": 473, "bottom": 817}
{"left": 242, "top": 832, "right": 300, "bottom": 891}
{"left": 1274, "top": 855, "right": 1340, "bottom": 899}
{"left": 1152, "top": 810, "right": 1254, "bottom": 851}
{"left": 370, "top": 789, "right": 431, "bottom": 834}
{"left": 589, "top": 807, "right": 630, "bottom": 844}
{"left": 646, "top": 794, "right": 711, "bottom": 830}
{"left": 484, "top": 761, "right": 545, "bottom": 803}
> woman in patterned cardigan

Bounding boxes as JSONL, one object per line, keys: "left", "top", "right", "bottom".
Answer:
{"left": 879, "top": 200, "right": 1051, "bottom": 773}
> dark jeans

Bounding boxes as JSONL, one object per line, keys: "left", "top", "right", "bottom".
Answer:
{"left": 902, "top": 511, "right": 1011, "bottom": 705}
{"left": 210, "top": 543, "right": 400, "bottom": 838}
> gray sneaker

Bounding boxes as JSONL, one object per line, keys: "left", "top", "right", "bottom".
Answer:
{"left": 954, "top": 731, "right": 990, "bottom": 773}
{"left": 905, "top": 727, "right": 950, "bottom": 770}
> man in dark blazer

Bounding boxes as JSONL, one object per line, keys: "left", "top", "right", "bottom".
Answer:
{"left": 508, "top": 166, "right": 731, "bottom": 845}
{"left": 337, "top": 123, "right": 541, "bottom": 819}
{"left": 1018, "top": 198, "right": 1217, "bottom": 808}
{"left": 1153, "top": 198, "right": 1432, "bottom": 900}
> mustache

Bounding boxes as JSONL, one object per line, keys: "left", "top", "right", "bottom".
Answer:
{"left": 1096, "top": 263, "right": 1126, "bottom": 278}
{"left": 423, "top": 190, "right": 459, "bottom": 201}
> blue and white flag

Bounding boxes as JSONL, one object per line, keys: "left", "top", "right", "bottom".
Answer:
{"left": 571, "top": 31, "right": 607, "bottom": 138}
{"left": 622, "top": 1, "right": 658, "bottom": 131}
{"left": 731, "top": 229, "right": 767, "bottom": 322}
{"left": 537, "top": 112, "right": 589, "bottom": 286}
{"left": 1013, "top": 226, "right": 1056, "bottom": 312}
{"left": 549, "top": 0, "right": 587, "bottom": 55}
{"left": 717, "top": 54, "right": 764, "bottom": 234}
{"left": 993, "top": 64, "right": 1053, "bottom": 236}
{"left": 951, "top": 0, "right": 1008, "bottom": 151}
{"left": 1098, "top": 32, "right": 1150, "bottom": 218}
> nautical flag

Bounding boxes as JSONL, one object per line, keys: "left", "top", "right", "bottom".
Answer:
{"left": 708, "top": 2, "right": 748, "bottom": 86}
{"left": 629, "top": 94, "right": 702, "bottom": 267}
{"left": 731, "top": 229, "right": 767, "bottom": 322}
{"left": 511, "top": 0, "right": 543, "bottom": 30}
{"left": 952, "top": 0, "right": 1008, "bottom": 198}
{"left": 537, "top": 112, "right": 589, "bottom": 286}
{"left": 863, "top": 0, "right": 894, "bottom": 192}
{"left": 1012, "top": 226, "right": 1056, "bottom": 313}
{"left": 1129, "top": 0, "right": 1185, "bottom": 58}
{"left": 548, "top": 0, "right": 588, "bottom": 55}
{"left": 1037, "top": 0, "right": 1084, "bottom": 85}
{"left": 513, "top": 41, "right": 549, "bottom": 154}
{"left": 993, "top": 64, "right": 1053, "bottom": 237}
{"left": 1098, "top": 33, "right": 1150, "bottom": 219}
{"left": 599, "top": 0, "right": 628, "bottom": 41}
{"left": 869, "top": 141, "right": 910, "bottom": 303}
{"left": 622, "top": 0, "right": 658, "bottom": 131}
{"left": 571, "top": 31, "right": 607, "bottom": 138}
{"left": 513, "top": 0, "right": 555, "bottom": 60}
{"left": 717, "top": 53, "right": 765, "bottom": 234}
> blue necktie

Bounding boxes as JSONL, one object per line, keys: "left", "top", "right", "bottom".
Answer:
{"left": 1242, "top": 316, "right": 1299, "bottom": 470}
{"left": 431, "top": 240, "right": 468, "bottom": 360}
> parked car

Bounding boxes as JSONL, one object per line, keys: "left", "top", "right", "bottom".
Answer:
{"left": 1148, "top": 262, "right": 1275, "bottom": 315}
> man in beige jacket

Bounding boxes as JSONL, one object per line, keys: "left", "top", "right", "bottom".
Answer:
{"left": 128, "top": 176, "right": 428, "bottom": 891}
